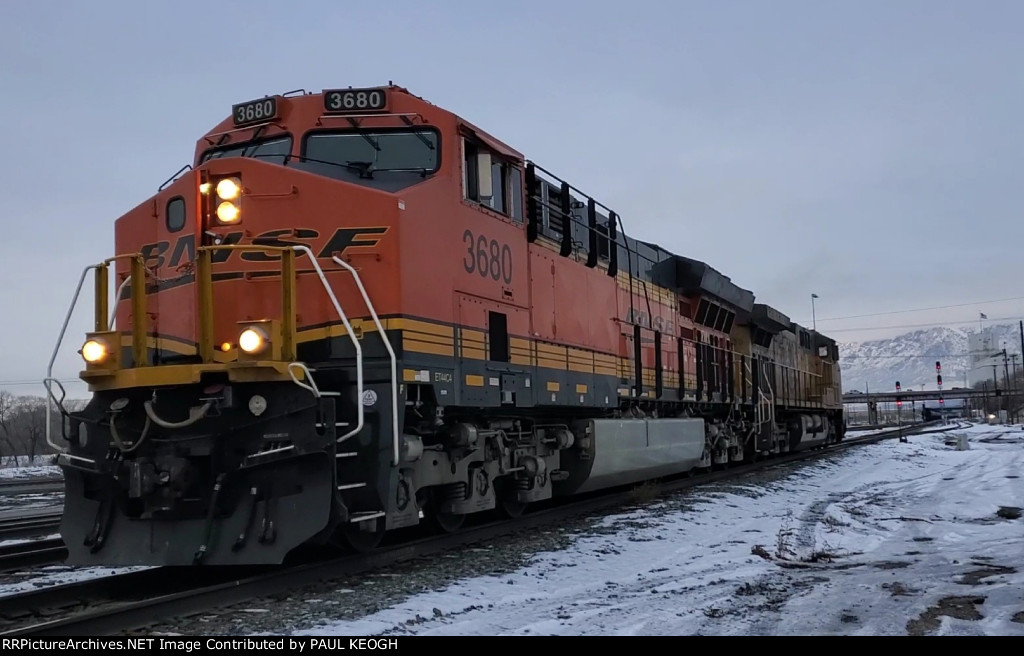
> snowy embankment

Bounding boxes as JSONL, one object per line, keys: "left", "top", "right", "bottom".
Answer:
{"left": 298, "top": 423, "right": 1024, "bottom": 636}
{"left": 0, "top": 455, "right": 60, "bottom": 479}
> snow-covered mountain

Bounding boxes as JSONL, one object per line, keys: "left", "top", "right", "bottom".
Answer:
{"left": 838, "top": 323, "right": 1022, "bottom": 393}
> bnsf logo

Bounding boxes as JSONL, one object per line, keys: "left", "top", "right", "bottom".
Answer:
{"left": 138, "top": 227, "right": 387, "bottom": 270}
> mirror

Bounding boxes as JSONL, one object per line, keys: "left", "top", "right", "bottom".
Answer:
{"left": 476, "top": 151, "right": 492, "bottom": 200}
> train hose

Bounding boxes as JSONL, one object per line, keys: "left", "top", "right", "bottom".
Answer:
{"left": 143, "top": 400, "right": 213, "bottom": 429}
{"left": 109, "top": 414, "right": 152, "bottom": 453}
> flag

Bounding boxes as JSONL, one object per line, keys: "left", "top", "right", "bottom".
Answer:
{"left": 980, "top": 312, "right": 988, "bottom": 319}
{"left": 811, "top": 293, "right": 818, "bottom": 298}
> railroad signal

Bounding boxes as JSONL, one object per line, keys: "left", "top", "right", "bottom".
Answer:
{"left": 935, "top": 361, "right": 941, "bottom": 372}
{"left": 939, "top": 396, "right": 944, "bottom": 405}
{"left": 895, "top": 381, "right": 901, "bottom": 391}
{"left": 937, "top": 374, "right": 942, "bottom": 385}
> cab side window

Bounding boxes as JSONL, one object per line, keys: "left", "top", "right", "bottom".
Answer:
{"left": 463, "top": 138, "right": 523, "bottom": 222}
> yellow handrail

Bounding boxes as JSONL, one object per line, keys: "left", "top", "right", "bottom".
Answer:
{"left": 92, "top": 245, "right": 299, "bottom": 367}
{"left": 195, "top": 244, "right": 297, "bottom": 363}
{"left": 93, "top": 254, "right": 147, "bottom": 367}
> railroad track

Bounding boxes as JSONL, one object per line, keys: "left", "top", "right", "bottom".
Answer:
{"left": 0, "top": 511, "right": 62, "bottom": 542}
{"left": 0, "top": 538, "right": 66, "bottom": 573}
{"left": 0, "top": 477, "right": 64, "bottom": 497}
{"left": 0, "top": 420, "right": 964, "bottom": 637}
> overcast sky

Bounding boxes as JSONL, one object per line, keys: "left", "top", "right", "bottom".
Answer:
{"left": 1, "top": 0, "right": 1022, "bottom": 395}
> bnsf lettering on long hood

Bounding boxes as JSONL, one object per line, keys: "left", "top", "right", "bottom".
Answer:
{"left": 137, "top": 227, "right": 390, "bottom": 271}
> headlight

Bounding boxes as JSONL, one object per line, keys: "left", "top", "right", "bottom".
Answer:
{"left": 216, "top": 201, "right": 240, "bottom": 223}
{"left": 81, "top": 339, "right": 108, "bottom": 364}
{"left": 216, "top": 178, "right": 241, "bottom": 201}
{"left": 199, "top": 182, "right": 212, "bottom": 195}
{"left": 238, "top": 327, "right": 268, "bottom": 354}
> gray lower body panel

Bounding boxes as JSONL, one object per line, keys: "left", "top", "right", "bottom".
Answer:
{"left": 576, "top": 418, "right": 705, "bottom": 493}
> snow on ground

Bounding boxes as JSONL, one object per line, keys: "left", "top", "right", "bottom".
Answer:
{"left": 844, "top": 427, "right": 901, "bottom": 438}
{"left": 0, "top": 458, "right": 60, "bottom": 479}
{"left": 0, "top": 564, "right": 148, "bottom": 598}
{"left": 297, "top": 423, "right": 1024, "bottom": 636}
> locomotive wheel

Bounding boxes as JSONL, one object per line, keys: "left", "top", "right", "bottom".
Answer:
{"left": 340, "top": 517, "right": 385, "bottom": 553}
{"left": 431, "top": 509, "right": 466, "bottom": 533}
{"left": 424, "top": 488, "right": 466, "bottom": 533}
{"left": 499, "top": 496, "right": 527, "bottom": 519}
{"left": 495, "top": 479, "right": 527, "bottom": 519}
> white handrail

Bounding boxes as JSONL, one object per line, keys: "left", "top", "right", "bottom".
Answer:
{"left": 331, "top": 255, "right": 400, "bottom": 466}
{"left": 762, "top": 360, "right": 776, "bottom": 426}
{"left": 43, "top": 264, "right": 98, "bottom": 458}
{"left": 290, "top": 246, "right": 364, "bottom": 444}
{"left": 109, "top": 276, "right": 130, "bottom": 331}
{"left": 287, "top": 362, "right": 322, "bottom": 398}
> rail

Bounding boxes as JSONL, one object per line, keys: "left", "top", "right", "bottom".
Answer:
{"left": 197, "top": 243, "right": 371, "bottom": 445}
{"left": 331, "top": 255, "right": 399, "bottom": 466}
{"left": 45, "top": 243, "right": 391, "bottom": 459}
{"left": 194, "top": 244, "right": 297, "bottom": 362}
{"left": 288, "top": 245, "right": 365, "bottom": 445}
{"left": 44, "top": 254, "right": 148, "bottom": 463}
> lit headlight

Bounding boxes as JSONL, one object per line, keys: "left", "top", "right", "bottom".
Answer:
{"left": 81, "top": 339, "right": 108, "bottom": 364}
{"left": 199, "top": 182, "right": 212, "bottom": 195}
{"left": 238, "top": 326, "right": 268, "bottom": 354}
{"left": 216, "top": 178, "right": 242, "bottom": 201}
{"left": 216, "top": 201, "right": 240, "bottom": 223}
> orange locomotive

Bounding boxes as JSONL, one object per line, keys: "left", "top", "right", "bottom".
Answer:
{"left": 46, "top": 85, "right": 843, "bottom": 565}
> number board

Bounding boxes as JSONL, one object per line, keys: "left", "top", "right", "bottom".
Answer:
{"left": 323, "top": 88, "right": 388, "bottom": 113}
{"left": 231, "top": 97, "right": 279, "bottom": 127}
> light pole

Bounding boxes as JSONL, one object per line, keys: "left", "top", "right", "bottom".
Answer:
{"left": 811, "top": 293, "right": 818, "bottom": 331}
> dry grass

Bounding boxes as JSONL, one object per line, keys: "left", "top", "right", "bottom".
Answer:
{"left": 627, "top": 480, "right": 661, "bottom": 504}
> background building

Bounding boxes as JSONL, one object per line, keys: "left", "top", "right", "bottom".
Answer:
{"left": 967, "top": 325, "right": 1018, "bottom": 388}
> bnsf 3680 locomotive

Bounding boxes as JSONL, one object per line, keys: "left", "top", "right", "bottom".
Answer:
{"left": 45, "top": 85, "right": 843, "bottom": 566}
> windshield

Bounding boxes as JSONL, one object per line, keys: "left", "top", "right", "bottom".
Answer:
{"left": 201, "top": 136, "right": 292, "bottom": 164}
{"left": 303, "top": 129, "right": 439, "bottom": 175}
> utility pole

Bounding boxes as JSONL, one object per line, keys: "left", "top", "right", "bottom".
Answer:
{"left": 811, "top": 293, "right": 818, "bottom": 331}
{"left": 1012, "top": 354, "right": 1019, "bottom": 423}
{"left": 896, "top": 381, "right": 905, "bottom": 442}
{"left": 1011, "top": 317, "right": 1019, "bottom": 419}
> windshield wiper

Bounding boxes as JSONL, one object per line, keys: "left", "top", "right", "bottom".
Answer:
{"left": 346, "top": 161, "right": 376, "bottom": 179}
{"left": 346, "top": 117, "right": 380, "bottom": 152}
{"left": 370, "top": 166, "right": 431, "bottom": 178}
{"left": 239, "top": 125, "right": 268, "bottom": 157}
{"left": 399, "top": 116, "right": 435, "bottom": 151}
{"left": 296, "top": 155, "right": 380, "bottom": 178}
